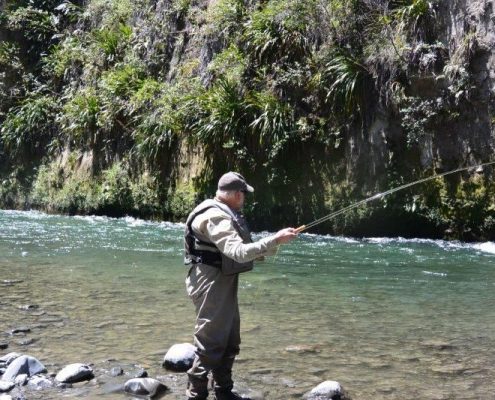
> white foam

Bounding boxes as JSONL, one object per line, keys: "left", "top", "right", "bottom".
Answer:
{"left": 473, "top": 242, "right": 495, "bottom": 255}
{"left": 422, "top": 271, "right": 447, "bottom": 277}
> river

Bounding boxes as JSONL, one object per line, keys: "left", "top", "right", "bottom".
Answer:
{"left": 1, "top": 210, "right": 494, "bottom": 399}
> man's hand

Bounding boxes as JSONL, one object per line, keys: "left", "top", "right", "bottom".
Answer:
{"left": 274, "top": 227, "right": 298, "bottom": 244}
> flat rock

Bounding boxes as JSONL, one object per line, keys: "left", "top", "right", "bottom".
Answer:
{"left": 55, "top": 363, "right": 94, "bottom": 383}
{"left": 1, "top": 355, "right": 46, "bottom": 381}
{"left": 305, "top": 380, "right": 351, "bottom": 400}
{"left": 124, "top": 378, "right": 167, "bottom": 398}
{"left": 162, "top": 343, "right": 196, "bottom": 372}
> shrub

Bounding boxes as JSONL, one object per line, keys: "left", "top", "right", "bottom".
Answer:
{"left": 100, "top": 161, "right": 133, "bottom": 212}
{"left": 1, "top": 95, "right": 58, "bottom": 156}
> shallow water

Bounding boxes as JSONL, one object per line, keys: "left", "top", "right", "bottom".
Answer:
{"left": 1, "top": 210, "right": 494, "bottom": 399}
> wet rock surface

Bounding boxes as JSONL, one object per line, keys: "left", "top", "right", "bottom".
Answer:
{"left": 124, "top": 377, "right": 168, "bottom": 397}
{"left": 162, "top": 343, "right": 196, "bottom": 372}
{"left": 55, "top": 363, "right": 94, "bottom": 383}
{"left": 1, "top": 355, "right": 46, "bottom": 381}
{"left": 305, "top": 381, "right": 351, "bottom": 400}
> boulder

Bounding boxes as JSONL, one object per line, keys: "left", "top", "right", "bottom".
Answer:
{"left": 305, "top": 381, "right": 351, "bottom": 400}
{"left": 1, "top": 355, "right": 46, "bottom": 381}
{"left": 162, "top": 343, "right": 196, "bottom": 372}
{"left": 55, "top": 363, "right": 94, "bottom": 384}
{"left": 0, "top": 395, "right": 12, "bottom": 400}
{"left": 124, "top": 378, "right": 167, "bottom": 398}
{"left": 0, "top": 381, "right": 14, "bottom": 393}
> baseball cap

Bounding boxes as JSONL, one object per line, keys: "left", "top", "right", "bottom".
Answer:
{"left": 218, "top": 172, "right": 254, "bottom": 193}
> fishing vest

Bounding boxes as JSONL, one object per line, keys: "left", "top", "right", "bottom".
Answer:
{"left": 184, "top": 199, "right": 254, "bottom": 275}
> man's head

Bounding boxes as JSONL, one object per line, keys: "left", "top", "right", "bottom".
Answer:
{"left": 216, "top": 172, "right": 254, "bottom": 210}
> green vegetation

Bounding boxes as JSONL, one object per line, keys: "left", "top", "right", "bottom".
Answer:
{"left": 0, "top": 0, "right": 493, "bottom": 240}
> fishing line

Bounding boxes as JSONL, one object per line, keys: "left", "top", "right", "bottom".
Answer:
{"left": 295, "top": 161, "right": 495, "bottom": 233}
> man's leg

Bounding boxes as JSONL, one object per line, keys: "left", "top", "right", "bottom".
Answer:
{"left": 212, "top": 302, "right": 240, "bottom": 394}
{"left": 186, "top": 265, "right": 238, "bottom": 399}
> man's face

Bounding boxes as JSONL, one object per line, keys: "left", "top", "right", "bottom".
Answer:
{"left": 233, "top": 190, "right": 246, "bottom": 210}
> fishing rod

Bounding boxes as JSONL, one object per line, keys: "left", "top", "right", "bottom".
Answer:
{"left": 295, "top": 161, "right": 495, "bottom": 233}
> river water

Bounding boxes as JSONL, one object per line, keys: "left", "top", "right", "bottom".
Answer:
{"left": 1, "top": 210, "right": 494, "bottom": 399}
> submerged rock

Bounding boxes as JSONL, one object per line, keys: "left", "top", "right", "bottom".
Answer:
{"left": 162, "top": 343, "right": 196, "bottom": 372}
{"left": 55, "top": 363, "right": 94, "bottom": 383}
{"left": 9, "top": 327, "right": 31, "bottom": 335}
{"left": 1, "top": 355, "right": 46, "bottom": 381}
{"left": 109, "top": 366, "right": 124, "bottom": 377}
{"left": 305, "top": 381, "right": 351, "bottom": 400}
{"left": 124, "top": 378, "right": 167, "bottom": 398}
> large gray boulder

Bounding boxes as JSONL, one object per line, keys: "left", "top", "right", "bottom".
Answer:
{"left": 162, "top": 343, "right": 196, "bottom": 372}
{"left": 55, "top": 363, "right": 94, "bottom": 383}
{"left": 124, "top": 378, "right": 167, "bottom": 398}
{"left": 1, "top": 355, "right": 46, "bottom": 382}
{"left": 305, "top": 381, "right": 351, "bottom": 400}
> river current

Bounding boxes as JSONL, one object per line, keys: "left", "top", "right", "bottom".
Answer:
{"left": 1, "top": 210, "right": 494, "bottom": 399}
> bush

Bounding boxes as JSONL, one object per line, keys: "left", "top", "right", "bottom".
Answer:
{"left": 1, "top": 95, "right": 58, "bottom": 156}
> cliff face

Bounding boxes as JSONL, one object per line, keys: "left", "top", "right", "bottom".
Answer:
{"left": 0, "top": 0, "right": 494, "bottom": 240}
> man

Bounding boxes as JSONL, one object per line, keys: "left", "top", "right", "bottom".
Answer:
{"left": 184, "top": 172, "right": 297, "bottom": 400}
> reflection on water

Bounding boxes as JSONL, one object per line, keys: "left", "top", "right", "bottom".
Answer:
{"left": 1, "top": 210, "right": 494, "bottom": 399}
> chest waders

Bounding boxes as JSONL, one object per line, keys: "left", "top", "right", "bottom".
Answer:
{"left": 184, "top": 199, "right": 253, "bottom": 399}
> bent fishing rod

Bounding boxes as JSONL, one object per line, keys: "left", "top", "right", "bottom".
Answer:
{"left": 295, "top": 161, "right": 495, "bottom": 234}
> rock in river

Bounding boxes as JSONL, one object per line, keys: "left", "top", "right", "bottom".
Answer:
{"left": 55, "top": 363, "right": 94, "bottom": 383}
{"left": 162, "top": 343, "right": 196, "bottom": 372}
{"left": 124, "top": 378, "right": 167, "bottom": 398}
{"left": 1, "top": 355, "right": 46, "bottom": 382}
{"left": 305, "top": 381, "right": 351, "bottom": 400}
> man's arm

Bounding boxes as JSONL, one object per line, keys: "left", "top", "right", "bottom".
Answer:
{"left": 196, "top": 213, "right": 297, "bottom": 263}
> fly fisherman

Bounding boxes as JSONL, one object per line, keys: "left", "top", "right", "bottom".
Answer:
{"left": 184, "top": 172, "right": 297, "bottom": 400}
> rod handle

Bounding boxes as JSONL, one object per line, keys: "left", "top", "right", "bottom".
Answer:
{"left": 295, "top": 225, "right": 306, "bottom": 233}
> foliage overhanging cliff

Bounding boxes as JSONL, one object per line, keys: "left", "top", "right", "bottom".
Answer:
{"left": 0, "top": 0, "right": 494, "bottom": 240}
